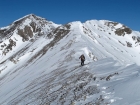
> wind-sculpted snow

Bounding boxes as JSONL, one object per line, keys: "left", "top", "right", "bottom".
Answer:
{"left": 1, "top": 57, "right": 140, "bottom": 105}
{"left": 0, "top": 14, "right": 140, "bottom": 105}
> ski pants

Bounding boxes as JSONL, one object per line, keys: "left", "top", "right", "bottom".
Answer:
{"left": 81, "top": 60, "right": 85, "bottom": 66}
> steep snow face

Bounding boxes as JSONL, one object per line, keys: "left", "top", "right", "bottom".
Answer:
{"left": 0, "top": 15, "right": 140, "bottom": 105}
{"left": 82, "top": 20, "right": 140, "bottom": 65}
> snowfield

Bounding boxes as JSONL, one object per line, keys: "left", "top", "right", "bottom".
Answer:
{"left": 0, "top": 14, "right": 140, "bottom": 105}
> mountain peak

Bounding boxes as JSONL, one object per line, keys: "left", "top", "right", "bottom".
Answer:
{"left": 0, "top": 14, "right": 59, "bottom": 39}
{"left": 13, "top": 14, "right": 47, "bottom": 25}
{"left": 25, "top": 13, "right": 47, "bottom": 20}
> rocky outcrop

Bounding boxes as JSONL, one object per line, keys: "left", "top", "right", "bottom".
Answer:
{"left": 17, "top": 26, "right": 33, "bottom": 42}
{"left": 2, "top": 39, "right": 16, "bottom": 55}
{"left": 105, "top": 21, "right": 132, "bottom": 36}
{"left": 115, "top": 26, "right": 132, "bottom": 36}
{"left": 126, "top": 41, "right": 132, "bottom": 47}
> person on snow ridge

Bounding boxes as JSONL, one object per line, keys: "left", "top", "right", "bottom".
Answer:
{"left": 79, "top": 54, "right": 85, "bottom": 66}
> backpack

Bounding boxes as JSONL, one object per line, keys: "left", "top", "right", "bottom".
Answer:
{"left": 81, "top": 55, "right": 85, "bottom": 61}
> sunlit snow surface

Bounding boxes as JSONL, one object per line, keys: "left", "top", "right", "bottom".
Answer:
{"left": 0, "top": 16, "right": 140, "bottom": 105}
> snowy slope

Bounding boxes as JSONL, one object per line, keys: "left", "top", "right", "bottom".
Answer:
{"left": 0, "top": 14, "right": 140, "bottom": 105}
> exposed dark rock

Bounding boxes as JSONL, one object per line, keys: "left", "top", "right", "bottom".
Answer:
{"left": 137, "top": 37, "right": 140, "bottom": 42}
{"left": 17, "top": 29, "right": 29, "bottom": 41}
{"left": 115, "top": 28, "right": 124, "bottom": 36}
{"left": 105, "top": 21, "right": 132, "bottom": 36}
{"left": 30, "top": 39, "right": 34, "bottom": 42}
{"left": 30, "top": 22, "right": 36, "bottom": 32}
{"left": 115, "top": 26, "right": 132, "bottom": 36}
{"left": 126, "top": 41, "right": 132, "bottom": 47}
{"left": 1, "top": 45, "right": 4, "bottom": 47}
{"left": 0, "top": 29, "right": 6, "bottom": 38}
{"left": 47, "top": 33, "right": 53, "bottom": 39}
{"left": 17, "top": 26, "right": 33, "bottom": 41}
{"left": 64, "top": 24, "right": 71, "bottom": 29}
{"left": 24, "top": 26, "right": 33, "bottom": 38}
{"left": 132, "top": 36, "right": 136, "bottom": 40}
{"left": 2, "top": 39, "right": 16, "bottom": 55}
{"left": 105, "top": 22, "right": 118, "bottom": 27}
{"left": 124, "top": 27, "right": 132, "bottom": 34}
{"left": 106, "top": 72, "right": 119, "bottom": 81}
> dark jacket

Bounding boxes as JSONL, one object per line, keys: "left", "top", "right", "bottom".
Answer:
{"left": 79, "top": 55, "right": 85, "bottom": 61}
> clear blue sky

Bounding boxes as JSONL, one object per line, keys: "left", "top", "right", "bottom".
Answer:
{"left": 0, "top": 0, "right": 140, "bottom": 31}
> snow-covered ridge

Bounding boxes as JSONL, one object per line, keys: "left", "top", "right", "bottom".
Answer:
{"left": 0, "top": 14, "right": 140, "bottom": 105}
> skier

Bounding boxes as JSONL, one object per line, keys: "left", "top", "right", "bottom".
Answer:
{"left": 79, "top": 54, "right": 85, "bottom": 66}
